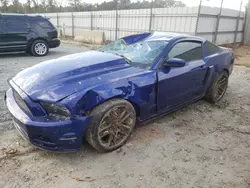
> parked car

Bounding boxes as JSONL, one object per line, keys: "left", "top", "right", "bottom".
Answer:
{"left": 5, "top": 32, "right": 234, "bottom": 152}
{"left": 0, "top": 14, "right": 60, "bottom": 56}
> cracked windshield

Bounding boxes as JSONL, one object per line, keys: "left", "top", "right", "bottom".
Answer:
{"left": 99, "top": 39, "right": 169, "bottom": 68}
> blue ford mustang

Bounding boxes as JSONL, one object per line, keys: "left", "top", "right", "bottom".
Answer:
{"left": 5, "top": 32, "right": 234, "bottom": 152}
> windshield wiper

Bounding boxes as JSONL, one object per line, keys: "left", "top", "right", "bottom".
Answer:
{"left": 114, "top": 53, "right": 132, "bottom": 64}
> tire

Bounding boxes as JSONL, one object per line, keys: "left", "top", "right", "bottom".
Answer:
{"left": 30, "top": 40, "right": 49, "bottom": 56}
{"left": 204, "top": 71, "right": 229, "bottom": 103}
{"left": 85, "top": 99, "right": 136, "bottom": 153}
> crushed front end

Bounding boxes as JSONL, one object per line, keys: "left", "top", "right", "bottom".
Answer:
{"left": 5, "top": 81, "right": 92, "bottom": 152}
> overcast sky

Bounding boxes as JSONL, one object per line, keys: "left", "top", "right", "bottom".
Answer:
{"left": 18, "top": 0, "right": 248, "bottom": 10}
{"left": 86, "top": 0, "right": 247, "bottom": 10}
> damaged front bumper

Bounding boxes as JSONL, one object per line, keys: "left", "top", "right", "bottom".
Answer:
{"left": 5, "top": 88, "right": 92, "bottom": 152}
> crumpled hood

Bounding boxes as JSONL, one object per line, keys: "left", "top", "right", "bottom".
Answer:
{"left": 11, "top": 51, "right": 142, "bottom": 102}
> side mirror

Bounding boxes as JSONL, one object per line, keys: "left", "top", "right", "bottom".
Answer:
{"left": 163, "top": 58, "right": 185, "bottom": 67}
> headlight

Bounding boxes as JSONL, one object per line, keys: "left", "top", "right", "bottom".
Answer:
{"left": 40, "top": 102, "right": 71, "bottom": 120}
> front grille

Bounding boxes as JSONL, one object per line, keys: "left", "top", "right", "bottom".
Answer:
{"left": 13, "top": 90, "right": 32, "bottom": 115}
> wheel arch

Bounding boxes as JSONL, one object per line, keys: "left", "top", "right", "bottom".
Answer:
{"left": 222, "top": 68, "right": 229, "bottom": 75}
{"left": 28, "top": 37, "right": 49, "bottom": 49}
{"left": 86, "top": 95, "right": 141, "bottom": 118}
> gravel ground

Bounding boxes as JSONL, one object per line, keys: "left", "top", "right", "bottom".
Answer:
{"left": 234, "top": 45, "right": 250, "bottom": 67}
{"left": 0, "top": 43, "right": 250, "bottom": 188}
{"left": 0, "top": 43, "right": 86, "bottom": 133}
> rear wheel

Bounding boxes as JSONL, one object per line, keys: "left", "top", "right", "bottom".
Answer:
{"left": 30, "top": 40, "right": 49, "bottom": 56}
{"left": 85, "top": 99, "right": 136, "bottom": 153}
{"left": 205, "top": 71, "right": 229, "bottom": 103}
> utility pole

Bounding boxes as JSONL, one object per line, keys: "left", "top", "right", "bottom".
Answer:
{"left": 149, "top": 0, "right": 154, "bottom": 32}
{"left": 234, "top": 0, "right": 243, "bottom": 46}
{"left": 213, "top": 0, "right": 224, "bottom": 43}
{"left": 195, "top": 0, "right": 203, "bottom": 36}
{"left": 115, "top": 0, "right": 118, "bottom": 40}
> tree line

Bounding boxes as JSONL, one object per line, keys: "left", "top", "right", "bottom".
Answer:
{"left": 0, "top": 0, "right": 186, "bottom": 13}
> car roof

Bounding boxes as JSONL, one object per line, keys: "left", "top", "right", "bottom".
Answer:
{"left": 146, "top": 32, "right": 205, "bottom": 43}
{"left": 121, "top": 32, "right": 205, "bottom": 45}
{"left": 0, "top": 13, "right": 43, "bottom": 18}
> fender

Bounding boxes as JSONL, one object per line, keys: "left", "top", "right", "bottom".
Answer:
{"left": 64, "top": 71, "right": 157, "bottom": 120}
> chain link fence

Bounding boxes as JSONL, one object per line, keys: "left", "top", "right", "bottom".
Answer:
{"left": 39, "top": 0, "right": 247, "bottom": 45}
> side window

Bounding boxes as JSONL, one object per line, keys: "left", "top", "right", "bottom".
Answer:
{"left": 168, "top": 41, "right": 202, "bottom": 62}
{"left": 4, "top": 17, "right": 30, "bottom": 32}
{"left": 0, "top": 19, "right": 4, "bottom": 33}
{"left": 37, "top": 19, "right": 54, "bottom": 29}
{"left": 205, "top": 41, "right": 219, "bottom": 56}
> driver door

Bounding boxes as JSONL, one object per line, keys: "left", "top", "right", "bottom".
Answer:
{"left": 157, "top": 41, "right": 207, "bottom": 111}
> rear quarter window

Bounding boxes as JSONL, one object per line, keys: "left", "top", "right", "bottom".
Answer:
{"left": 205, "top": 41, "right": 220, "bottom": 56}
{"left": 29, "top": 17, "right": 55, "bottom": 29}
{"left": 37, "top": 19, "right": 54, "bottom": 28}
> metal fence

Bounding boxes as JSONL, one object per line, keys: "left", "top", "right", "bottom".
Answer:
{"left": 38, "top": 0, "right": 247, "bottom": 45}
{"left": 197, "top": 0, "right": 247, "bottom": 45}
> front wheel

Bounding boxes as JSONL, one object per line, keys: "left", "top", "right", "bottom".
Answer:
{"left": 204, "top": 71, "right": 229, "bottom": 103}
{"left": 85, "top": 99, "right": 136, "bottom": 153}
{"left": 30, "top": 40, "right": 49, "bottom": 56}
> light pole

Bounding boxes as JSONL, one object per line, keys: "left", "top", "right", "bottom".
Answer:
{"left": 195, "top": 0, "right": 203, "bottom": 36}
{"left": 149, "top": 0, "right": 154, "bottom": 32}
{"left": 115, "top": 0, "right": 118, "bottom": 40}
{"left": 213, "top": 0, "right": 224, "bottom": 43}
